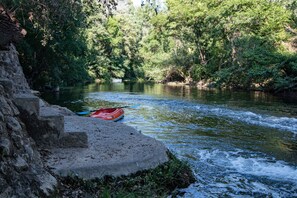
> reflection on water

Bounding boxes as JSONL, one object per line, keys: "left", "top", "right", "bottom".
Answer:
{"left": 42, "top": 82, "right": 297, "bottom": 197}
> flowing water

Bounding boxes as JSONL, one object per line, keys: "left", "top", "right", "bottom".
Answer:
{"left": 42, "top": 83, "right": 297, "bottom": 197}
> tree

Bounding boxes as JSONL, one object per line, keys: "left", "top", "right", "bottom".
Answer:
{"left": 140, "top": 0, "right": 297, "bottom": 91}
{"left": 1, "top": 0, "right": 116, "bottom": 88}
{"left": 85, "top": 1, "right": 145, "bottom": 82}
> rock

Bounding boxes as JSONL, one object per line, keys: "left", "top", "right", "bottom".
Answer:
{"left": 0, "top": 111, "right": 4, "bottom": 121}
{"left": 24, "top": 144, "right": 34, "bottom": 160}
{"left": 37, "top": 173, "right": 57, "bottom": 196}
{"left": 0, "top": 177, "right": 8, "bottom": 191}
{"left": 0, "top": 79, "right": 13, "bottom": 96}
{"left": 52, "top": 105, "right": 76, "bottom": 116}
{"left": 8, "top": 99, "right": 20, "bottom": 116}
{"left": 0, "top": 44, "right": 31, "bottom": 94}
{"left": 11, "top": 131, "right": 24, "bottom": 149}
{"left": 0, "top": 96, "right": 13, "bottom": 115}
{"left": 0, "top": 137, "right": 11, "bottom": 156}
{"left": 6, "top": 116, "right": 22, "bottom": 131}
{"left": 59, "top": 132, "right": 88, "bottom": 148}
{"left": 14, "top": 156, "right": 29, "bottom": 172}
{"left": 0, "top": 186, "right": 13, "bottom": 198}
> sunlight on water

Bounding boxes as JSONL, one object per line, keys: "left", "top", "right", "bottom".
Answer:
{"left": 195, "top": 106, "right": 297, "bottom": 134}
{"left": 85, "top": 91, "right": 297, "bottom": 134}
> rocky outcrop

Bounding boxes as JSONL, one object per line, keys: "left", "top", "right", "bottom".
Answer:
{"left": 0, "top": 7, "right": 56, "bottom": 196}
{"left": 0, "top": 42, "right": 89, "bottom": 196}
{"left": 0, "top": 44, "right": 30, "bottom": 94}
{"left": 0, "top": 80, "right": 57, "bottom": 197}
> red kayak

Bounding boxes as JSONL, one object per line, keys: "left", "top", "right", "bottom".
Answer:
{"left": 90, "top": 108, "right": 124, "bottom": 121}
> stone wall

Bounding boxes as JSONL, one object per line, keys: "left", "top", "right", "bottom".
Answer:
{"left": 0, "top": 44, "right": 31, "bottom": 94}
{"left": 0, "top": 46, "right": 57, "bottom": 197}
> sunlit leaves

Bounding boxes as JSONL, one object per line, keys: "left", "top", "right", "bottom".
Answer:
{"left": 142, "top": 0, "right": 296, "bottom": 91}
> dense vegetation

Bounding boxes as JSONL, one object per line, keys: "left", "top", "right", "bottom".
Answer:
{"left": 2, "top": 0, "right": 297, "bottom": 92}
{"left": 142, "top": 0, "right": 297, "bottom": 92}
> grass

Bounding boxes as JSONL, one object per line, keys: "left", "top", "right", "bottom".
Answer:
{"left": 53, "top": 152, "right": 195, "bottom": 197}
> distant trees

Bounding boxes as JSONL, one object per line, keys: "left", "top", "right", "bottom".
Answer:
{"left": 142, "top": 0, "right": 297, "bottom": 91}
{"left": 84, "top": 1, "right": 144, "bottom": 82}
{"left": 1, "top": 0, "right": 296, "bottom": 92}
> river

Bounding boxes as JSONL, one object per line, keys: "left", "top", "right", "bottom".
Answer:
{"left": 41, "top": 82, "right": 297, "bottom": 197}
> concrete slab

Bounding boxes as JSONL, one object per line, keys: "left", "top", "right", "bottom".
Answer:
{"left": 45, "top": 116, "right": 169, "bottom": 179}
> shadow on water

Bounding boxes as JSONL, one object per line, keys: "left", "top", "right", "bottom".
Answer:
{"left": 41, "top": 82, "right": 297, "bottom": 197}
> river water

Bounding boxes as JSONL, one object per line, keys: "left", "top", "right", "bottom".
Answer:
{"left": 42, "top": 83, "right": 297, "bottom": 197}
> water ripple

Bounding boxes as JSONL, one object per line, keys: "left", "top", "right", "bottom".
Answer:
{"left": 194, "top": 105, "right": 297, "bottom": 134}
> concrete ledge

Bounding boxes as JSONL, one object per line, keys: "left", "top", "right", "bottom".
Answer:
{"left": 53, "top": 154, "right": 167, "bottom": 179}
{"left": 46, "top": 116, "right": 169, "bottom": 179}
{"left": 40, "top": 106, "right": 66, "bottom": 133}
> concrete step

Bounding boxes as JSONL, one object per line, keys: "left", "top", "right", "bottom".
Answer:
{"left": 14, "top": 93, "right": 40, "bottom": 116}
{"left": 39, "top": 106, "right": 65, "bottom": 135}
{"left": 13, "top": 94, "right": 60, "bottom": 147}
{"left": 14, "top": 96, "right": 88, "bottom": 148}
{"left": 39, "top": 106, "right": 88, "bottom": 148}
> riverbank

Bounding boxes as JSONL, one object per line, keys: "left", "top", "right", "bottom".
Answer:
{"left": 163, "top": 80, "right": 297, "bottom": 99}
{"left": 44, "top": 114, "right": 169, "bottom": 179}
{"left": 41, "top": 105, "right": 196, "bottom": 197}
{"left": 53, "top": 152, "right": 195, "bottom": 197}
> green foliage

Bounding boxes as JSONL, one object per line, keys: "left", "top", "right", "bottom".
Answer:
{"left": 1, "top": 0, "right": 90, "bottom": 88}
{"left": 84, "top": 2, "right": 145, "bottom": 82}
{"left": 272, "top": 56, "right": 297, "bottom": 92}
{"left": 139, "top": 0, "right": 297, "bottom": 92}
{"left": 2, "top": 0, "right": 297, "bottom": 92}
{"left": 1, "top": 0, "right": 117, "bottom": 88}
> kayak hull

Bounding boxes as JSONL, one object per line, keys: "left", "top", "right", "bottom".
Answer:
{"left": 90, "top": 108, "right": 124, "bottom": 121}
